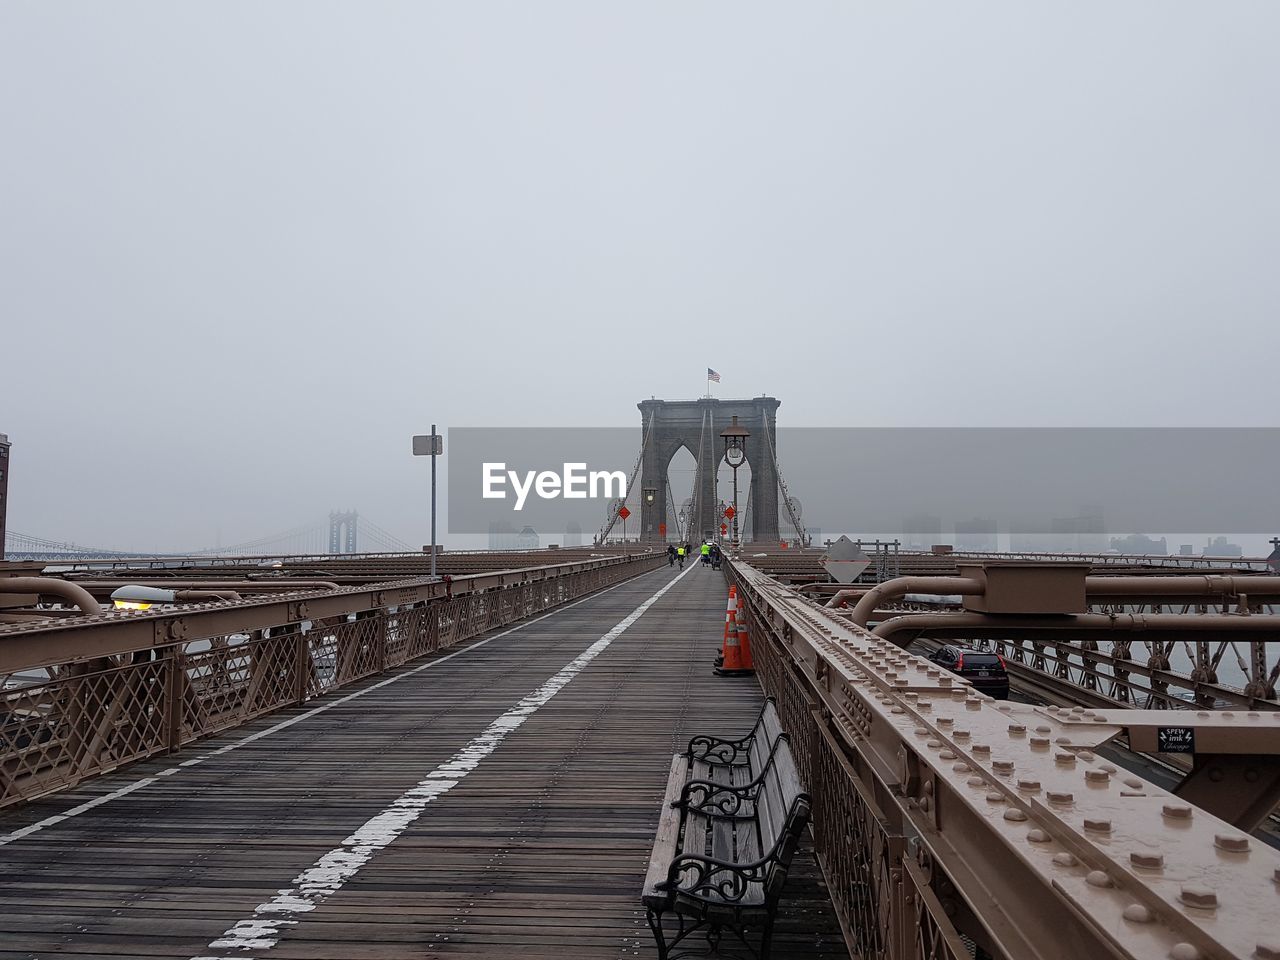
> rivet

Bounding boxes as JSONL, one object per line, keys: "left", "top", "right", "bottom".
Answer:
{"left": 1255, "top": 940, "right": 1280, "bottom": 960}
{"left": 1003, "top": 807, "right": 1027, "bottom": 822}
{"left": 1008, "top": 723, "right": 1026, "bottom": 736}
{"left": 1085, "top": 769, "right": 1110, "bottom": 784}
{"left": 1086, "top": 870, "right": 1111, "bottom": 888}
{"left": 992, "top": 760, "right": 1014, "bottom": 775}
{"left": 1052, "top": 852, "right": 1076, "bottom": 867}
{"left": 1092, "top": 715, "right": 1108, "bottom": 722}
{"left": 891, "top": 707, "right": 905, "bottom": 715}
{"left": 1162, "top": 802, "right": 1193, "bottom": 820}
{"left": 926, "top": 738, "right": 943, "bottom": 749}
{"left": 1030, "top": 736, "right": 1050, "bottom": 749}
{"left": 1046, "top": 790, "right": 1073, "bottom": 804}
{"left": 973, "top": 743, "right": 991, "bottom": 755}
{"left": 997, "top": 703, "right": 1013, "bottom": 712}
{"left": 1196, "top": 711, "right": 1211, "bottom": 719}
{"left": 1047, "top": 705, "right": 1061, "bottom": 713}
{"left": 1035, "top": 724, "right": 1052, "bottom": 734}
{"left": 920, "top": 796, "right": 932, "bottom": 813}
{"left": 1214, "top": 833, "right": 1250, "bottom": 853}
{"left": 1055, "top": 736, "right": 1073, "bottom": 745}
{"left": 1170, "top": 944, "right": 1200, "bottom": 960}
{"left": 1100, "top": 763, "right": 1117, "bottom": 773}
{"left": 1055, "top": 751, "right": 1076, "bottom": 766}
{"left": 954, "top": 729, "right": 971, "bottom": 741}
{"left": 940, "top": 750, "right": 956, "bottom": 760}
{"left": 986, "top": 791, "right": 1005, "bottom": 803}
{"left": 938, "top": 717, "right": 954, "bottom": 727}
{"left": 1017, "top": 778, "right": 1041, "bottom": 792}
{"left": 1130, "top": 851, "right": 1163, "bottom": 869}
{"left": 1179, "top": 885, "right": 1216, "bottom": 910}
{"left": 1083, "top": 817, "right": 1112, "bottom": 833}
{"left": 952, "top": 762, "right": 969, "bottom": 773}
{"left": 1122, "top": 903, "right": 1152, "bottom": 923}
{"left": 913, "top": 727, "right": 928, "bottom": 737}
{"left": 1123, "top": 776, "right": 1144, "bottom": 789}
{"left": 1027, "top": 828, "right": 1051, "bottom": 843}
{"left": 966, "top": 776, "right": 985, "bottom": 788}
{"left": 966, "top": 699, "right": 981, "bottom": 711}
{"left": 1078, "top": 751, "right": 1096, "bottom": 762}
{"left": 951, "top": 689, "right": 967, "bottom": 701}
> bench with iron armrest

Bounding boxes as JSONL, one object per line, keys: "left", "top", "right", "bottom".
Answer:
{"left": 642, "top": 734, "right": 810, "bottom": 959}
{"left": 686, "top": 698, "right": 784, "bottom": 768}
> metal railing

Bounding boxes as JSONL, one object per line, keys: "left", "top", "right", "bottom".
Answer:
{"left": 726, "top": 559, "right": 1280, "bottom": 960}
{"left": 1, "top": 552, "right": 664, "bottom": 809}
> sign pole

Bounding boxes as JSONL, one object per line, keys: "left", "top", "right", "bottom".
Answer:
{"left": 430, "top": 423, "right": 437, "bottom": 578}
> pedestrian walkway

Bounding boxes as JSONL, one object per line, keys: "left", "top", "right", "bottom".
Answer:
{"left": 0, "top": 564, "right": 844, "bottom": 959}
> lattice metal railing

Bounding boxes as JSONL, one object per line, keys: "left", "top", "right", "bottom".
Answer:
{"left": 1, "top": 554, "right": 663, "bottom": 809}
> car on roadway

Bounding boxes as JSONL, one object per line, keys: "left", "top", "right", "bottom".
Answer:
{"left": 926, "top": 645, "right": 1010, "bottom": 699}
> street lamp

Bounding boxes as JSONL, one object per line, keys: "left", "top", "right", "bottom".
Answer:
{"left": 719, "top": 416, "right": 749, "bottom": 550}
{"left": 643, "top": 487, "right": 656, "bottom": 542}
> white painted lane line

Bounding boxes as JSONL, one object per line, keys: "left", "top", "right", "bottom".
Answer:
{"left": 190, "top": 562, "right": 694, "bottom": 959}
{"left": 0, "top": 567, "right": 667, "bottom": 848}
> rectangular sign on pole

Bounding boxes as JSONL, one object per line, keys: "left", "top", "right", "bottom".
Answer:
{"left": 413, "top": 435, "right": 443, "bottom": 456}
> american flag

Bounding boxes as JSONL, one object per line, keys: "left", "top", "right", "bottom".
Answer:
{"left": 707, "top": 368, "right": 721, "bottom": 382}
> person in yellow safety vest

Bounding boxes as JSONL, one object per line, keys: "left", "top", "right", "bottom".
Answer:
{"left": 676, "top": 544, "right": 686, "bottom": 568}
{"left": 700, "top": 541, "right": 711, "bottom": 566}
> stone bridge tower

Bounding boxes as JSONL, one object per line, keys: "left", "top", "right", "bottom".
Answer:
{"left": 637, "top": 397, "right": 781, "bottom": 543}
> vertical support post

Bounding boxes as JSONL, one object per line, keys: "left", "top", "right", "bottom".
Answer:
{"left": 165, "top": 645, "right": 183, "bottom": 754}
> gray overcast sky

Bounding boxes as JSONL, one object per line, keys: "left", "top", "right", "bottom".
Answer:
{"left": 2, "top": 2, "right": 1277, "bottom": 551}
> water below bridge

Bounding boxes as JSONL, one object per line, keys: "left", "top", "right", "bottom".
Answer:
{"left": 0, "top": 564, "right": 843, "bottom": 959}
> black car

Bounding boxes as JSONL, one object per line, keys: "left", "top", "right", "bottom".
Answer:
{"left": 927, "top": 645, "right": 1010, "bottom": 699}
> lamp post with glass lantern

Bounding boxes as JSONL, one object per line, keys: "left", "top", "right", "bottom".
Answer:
{"left": 719, "top": 416, "right": 749, "bottom": 551}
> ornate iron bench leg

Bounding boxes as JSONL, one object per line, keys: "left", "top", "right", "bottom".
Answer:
{"left": 759, "top": 912, "right": 776, "bottom": 960}
{"left": 647, "top": 906, "right": 670, "bottom": 960}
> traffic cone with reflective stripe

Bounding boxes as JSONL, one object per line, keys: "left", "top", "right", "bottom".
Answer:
{"left": 713, "top": 586, "right": 734, "bottom": 668}
{"left": 715, "top": 586, "right": 754, "bottom": 677}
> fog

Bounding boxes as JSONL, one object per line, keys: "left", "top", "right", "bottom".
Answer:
{"left": 2, "top": 3, "right": 1277, "bottom": 552}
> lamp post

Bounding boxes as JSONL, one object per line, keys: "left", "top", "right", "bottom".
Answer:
{"left": 719, "top": 416, "right": 749, "bottom": 551}
{"left": 643, "top": 487, "right": 656, "bottom": 542}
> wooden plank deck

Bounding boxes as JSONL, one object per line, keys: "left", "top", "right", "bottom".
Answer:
{"left": 0, "top": 564, "right": 846, "bottom": 959}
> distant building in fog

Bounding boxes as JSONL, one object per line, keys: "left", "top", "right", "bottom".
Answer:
{"left": 564, "top": 522, "right": 582, "bottom": 547}
{"left": 902, "top": 514, "right": 941, "bottom": 551}
{"left": 1109, "top": 534, "right": 1168, "bottom": 555}
{"left": 490, "top": 522, "right": 539, "bottom": 550}
{"left": 1010, "top": 510, "right": 1106, "bottom": 553}
{"left": 1203, "top": 536, "right": 1242, "bottom": 557}
{"left": 954, "top": 518, "right": 997, "bottom": 552}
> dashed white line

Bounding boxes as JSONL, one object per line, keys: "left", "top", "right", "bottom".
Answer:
{"left": 190, "top": 562, "right": 694, "bottom": 959}
{"left": 0, "top": 567, "right": 666, "bottom": 848}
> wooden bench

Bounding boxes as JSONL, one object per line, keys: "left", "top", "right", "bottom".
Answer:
{"left": 642, "top": 704, "right": 810, "bottom": 959}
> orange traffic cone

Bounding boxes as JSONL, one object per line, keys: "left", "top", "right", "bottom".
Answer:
{"left": 713, "top": 586, "right": 734, "bottom": 668}
{"left": 715, "top": 586, "right": 754, "bottom": 677}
